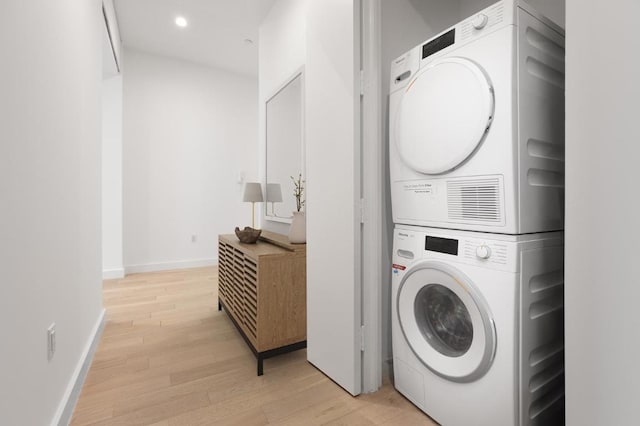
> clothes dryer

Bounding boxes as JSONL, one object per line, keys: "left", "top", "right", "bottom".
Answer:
{"left": 389, "top": 0, "right": 565, "bottom": 234}
{"left": 392, "top": 225, "right": 564, "bottom": 425}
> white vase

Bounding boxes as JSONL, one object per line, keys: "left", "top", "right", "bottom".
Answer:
{"left": 288, "top": 211, "right": 306, "bottom": 244}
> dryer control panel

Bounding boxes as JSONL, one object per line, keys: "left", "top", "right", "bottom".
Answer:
{"left": 458, "top": 1, "right": 506, "bottom": 43}
{"left": 412, "top": 1, "right": 511, "bottom": 68}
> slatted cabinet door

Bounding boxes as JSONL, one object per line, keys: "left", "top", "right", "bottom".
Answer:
{"left": 217, "top": 241, "right": 232, "bottom": 311}
{"left": 218, "top": 240, "right": 257, "bottom": 348}
{"left": 231, "top": 247, "right": 245, "bottom": 328}
{"left": 242, "top": 256, "right": 259, "bottom": 340}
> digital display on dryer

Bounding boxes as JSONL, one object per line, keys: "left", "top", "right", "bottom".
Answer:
{"left": 425, "top": 236, "right": 458, "bottom": 255}
{"left": 422, "top": 29, "right": 455, "bottom": 59}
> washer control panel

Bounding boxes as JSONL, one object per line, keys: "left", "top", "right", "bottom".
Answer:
{"left": 393, "top": 227, "right": 519, "bottom": 272}
{"left": 463, "top": 240, "right": 508, "bottom": 265}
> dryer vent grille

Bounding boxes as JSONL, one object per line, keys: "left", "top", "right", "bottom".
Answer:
{"left": 447, "top": 179, "right": 501, "bottom": 223}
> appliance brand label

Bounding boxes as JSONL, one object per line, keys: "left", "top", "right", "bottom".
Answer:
{"left": 392, "top": 264, "right": 406, "bottom": 271}
{"left": 403, "top": 182, "right": 434, "bottom": 195}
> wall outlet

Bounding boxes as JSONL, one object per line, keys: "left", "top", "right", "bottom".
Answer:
{"left": 47, "top": 323, "right": 56, "bottom": 361}
{"left": 191, "top": 234, "right": 197, "bottom": 243}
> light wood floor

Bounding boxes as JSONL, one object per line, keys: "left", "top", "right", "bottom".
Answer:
{"left": 71, "top": 267, "right": 436, "bottom": 425}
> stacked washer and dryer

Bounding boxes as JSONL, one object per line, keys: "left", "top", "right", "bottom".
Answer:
{"left": 389, "top": 1, "right": 565, "bottom": 425}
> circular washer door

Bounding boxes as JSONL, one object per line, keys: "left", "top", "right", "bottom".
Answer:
{"left": 395, "top": 57, "right": 494, "bottom": 175}
{"left": 397, "top": 261, "right": 496, "bottom": 382}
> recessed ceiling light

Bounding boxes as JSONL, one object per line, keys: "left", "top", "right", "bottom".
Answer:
{"left": 175, "top": 16, "right": 188, "bottom": 28}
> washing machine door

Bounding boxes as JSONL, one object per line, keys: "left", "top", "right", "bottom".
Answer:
{"left": 395, "top": 57, "right": 494, "bottom": 175}
{"left": 397, "top": 261, "right": 496, "bottom": 382}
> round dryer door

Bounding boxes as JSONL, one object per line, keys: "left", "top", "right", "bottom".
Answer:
{"left": 395, "top": 57, "right": 494, "bottom": 175}
{"left": 397, "top": 261, "right": 496, "bottom": 382}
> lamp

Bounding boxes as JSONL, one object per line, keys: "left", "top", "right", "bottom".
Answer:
{"left": 243, "top": 182, "right": 263, "bottom": 229}
{"left": 266, "top": 183, "right": 283, "bottom": 217}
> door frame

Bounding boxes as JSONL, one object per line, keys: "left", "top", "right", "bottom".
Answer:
{"left": 360, "top": 0, "right": 383, "bottom": 393}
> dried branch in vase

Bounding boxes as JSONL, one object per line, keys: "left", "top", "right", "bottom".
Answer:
{"left": 290, "top": 173, "right": 305, "bottom": 212}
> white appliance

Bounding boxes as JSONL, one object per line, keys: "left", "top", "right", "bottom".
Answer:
{"left": 389, "top": 0, "right": 565, "bottom": 234}
{"left": 392, "top": 225, "right": 564, "bottom": 425}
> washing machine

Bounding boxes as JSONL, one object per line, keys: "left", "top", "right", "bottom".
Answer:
{"left": 389, "top": 0, "right": 565, "bottom": 234}
{"left": 391, "top": 225, "right": 564, "bottom": 425}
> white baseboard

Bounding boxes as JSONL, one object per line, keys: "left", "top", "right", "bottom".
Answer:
{"left": 102, "top": 268, "right": 125, "bottom": 280}
{"left": 124, "top": 258, "right": 217, "bottom": 275}
{"left": 52, "top": 308, "right": 105, "bottom": 426}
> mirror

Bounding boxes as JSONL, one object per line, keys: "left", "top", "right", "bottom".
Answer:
{"left": 265, "top": 70, "right": 304, "bottom": 223}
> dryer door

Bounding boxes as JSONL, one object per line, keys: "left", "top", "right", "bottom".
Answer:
{"left": 397, "top": 261, "right": 496, "bottom": 382}
{"left": 395, "top": 57, "right": 494, "bottom": 175}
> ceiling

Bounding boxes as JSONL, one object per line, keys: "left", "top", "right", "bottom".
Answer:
{"left": 114, "top": 0, "right": 277, "bottom": 76}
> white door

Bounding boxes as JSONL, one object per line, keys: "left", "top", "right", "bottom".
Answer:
{"left": 397, "top": 261, "right": 496, "bottom": 382}
{"left": 305, "top": 0, "right": 362, "bottom": 396}
{"left": 394, "top": 57, "right": 495, "bottom": 175}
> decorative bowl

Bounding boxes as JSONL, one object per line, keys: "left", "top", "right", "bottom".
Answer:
{"left": 235, "top": 226, "right": 262, "bottom": 244}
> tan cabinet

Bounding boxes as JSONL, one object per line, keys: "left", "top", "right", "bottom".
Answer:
{"left": 218, "top": 231, "right": 306, "bottom": 375}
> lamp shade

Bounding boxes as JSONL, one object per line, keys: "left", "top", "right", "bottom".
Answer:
{"left": 243, "top": 182, "right": 264, "bottom": 202}
{"left": 266, "top": 183, "right": 283, "bottom": 203}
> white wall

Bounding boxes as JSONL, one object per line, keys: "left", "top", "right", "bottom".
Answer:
{"left": 122, "top": 49, "right": 258, "bottom": 273}
{"left": 102, "top": 75, "right": 124, "bottom": 279}
{"left": 0, "top": 0, "right": 104, "bottom": 424}
{"left": 565, "top": 0, "right": 640, "bottom": 424}
{"left": 459, "top": 0, "right": 495, "bottom": 17}
{"left": 258, "top": 0, "right": 309, "bottom": 235}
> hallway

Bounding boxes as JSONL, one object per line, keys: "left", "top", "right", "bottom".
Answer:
{"left": 71, "top": 268, "right": 433, "bottom": 425}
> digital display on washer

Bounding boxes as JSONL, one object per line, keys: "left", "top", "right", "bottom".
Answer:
{"left": 422, "top": 29, "right": 455, "bottom": 59}
{"left": 425, "top": 236, "right": 458, "bottom": 255}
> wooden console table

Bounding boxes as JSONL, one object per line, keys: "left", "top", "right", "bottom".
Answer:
{"left": 217, "top": 231, "right": 306, "bottom": 375}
